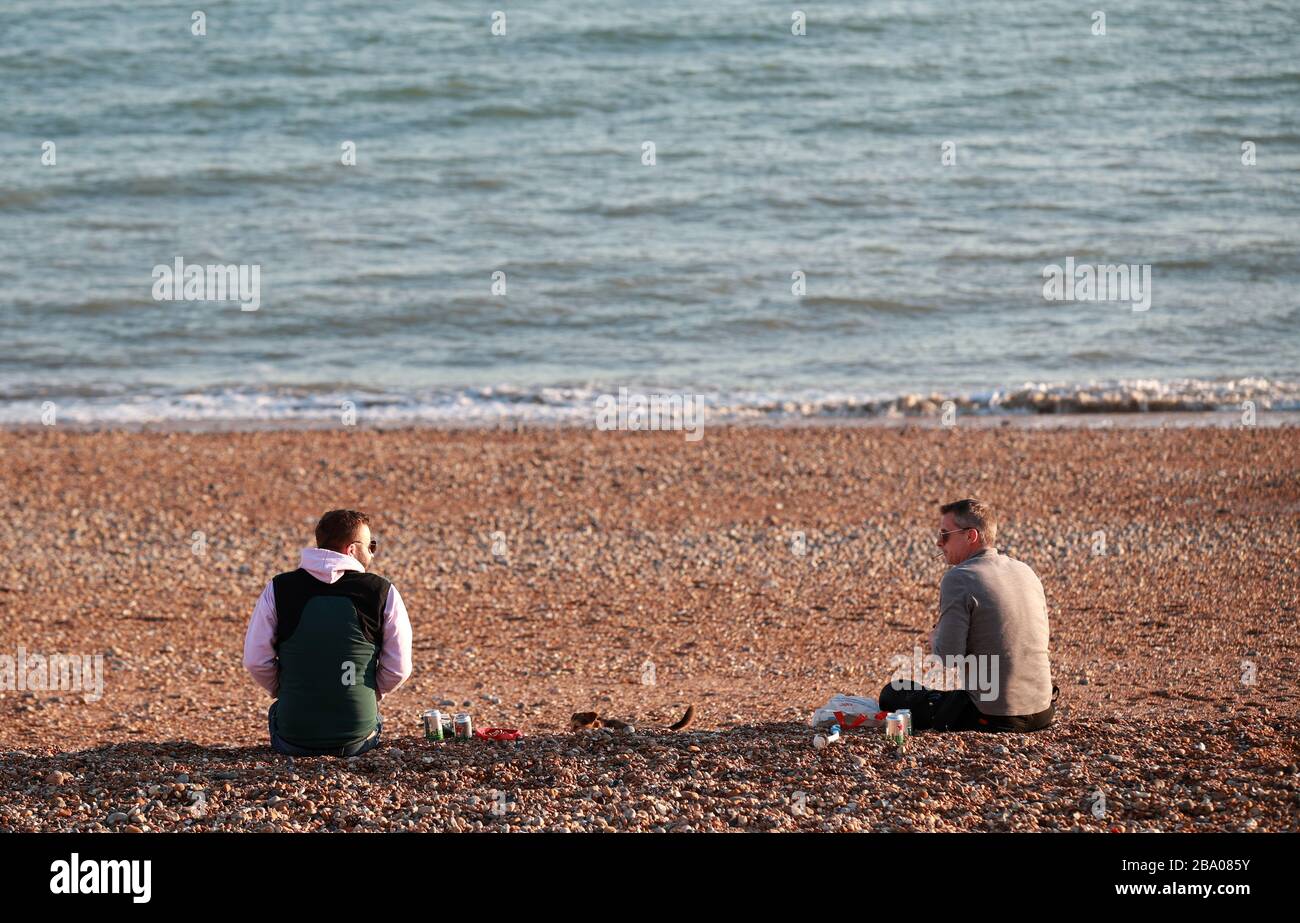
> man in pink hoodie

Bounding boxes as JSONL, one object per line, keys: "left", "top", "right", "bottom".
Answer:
{"left": 243, "top": 509, "right": 413, "bottom": 756}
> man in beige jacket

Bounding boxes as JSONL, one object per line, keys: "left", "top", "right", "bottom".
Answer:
{"left": 879, "top": 498, "right": 1058, "bottom": 732}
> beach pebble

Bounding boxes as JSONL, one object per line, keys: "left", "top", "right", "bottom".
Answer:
{"left": 2, "top": 426, "right": 1296, "bottom": 834}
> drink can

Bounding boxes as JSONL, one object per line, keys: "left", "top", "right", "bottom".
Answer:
{"left": 423, "top": 709, "right": 444, "bottom": 740}
{"left": 454, "top": 713, "right": 473, "bottom": 740}
{"left": 423, "top": 709, "right": 444, "bottom": 741}
{"left": 895, "top": 709, "right": 913, "bottom": 737}
{"left": 885, "top": 713, "right": 907, "bottom": 749}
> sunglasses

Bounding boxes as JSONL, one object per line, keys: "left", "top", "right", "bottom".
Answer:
{"left": 937, "top": 528, "right": 974, "bottom": 545}
{"left": 351, "top": 538, "right": 378, "bottom": 554}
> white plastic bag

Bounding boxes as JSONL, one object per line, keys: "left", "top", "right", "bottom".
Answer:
{"left": 810, "top": 694, "right": 887, "bottom": 729}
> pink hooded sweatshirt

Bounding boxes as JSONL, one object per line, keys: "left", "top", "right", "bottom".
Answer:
{"left": 242, "top": 547, "right": 413, "bottom": 702}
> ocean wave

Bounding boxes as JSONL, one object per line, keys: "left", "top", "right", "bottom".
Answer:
{"left": 3, "top": 378, "right": 1296, "bottom": 428}
{"left": 451, "top": 102, "right": 581, "bottom": 122}
{"left": 798, "top": 296, "right": 937, "bottom": 316}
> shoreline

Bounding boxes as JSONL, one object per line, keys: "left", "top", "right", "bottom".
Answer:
{"left": 4, "top": 409, "right": 1298, "bottom": 434}
{"left": 5, "top": 376, "right": 1297, "bottom": 433}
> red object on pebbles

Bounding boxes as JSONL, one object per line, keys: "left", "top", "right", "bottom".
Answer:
{"left": 475, "top": 728, "right": 522, "bottom": 741}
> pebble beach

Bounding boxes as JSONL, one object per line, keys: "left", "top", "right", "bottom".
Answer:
{"left": 1, "top": 423, "right": 1297, "bottom": 832}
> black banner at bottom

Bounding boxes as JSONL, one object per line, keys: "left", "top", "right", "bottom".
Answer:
{"left": 1, "top": 832, "right": 1282, "bottom": 909}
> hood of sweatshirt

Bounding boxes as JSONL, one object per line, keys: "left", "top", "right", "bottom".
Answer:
{"left": 298, "top": 547, "right": 365, "bottom": 584}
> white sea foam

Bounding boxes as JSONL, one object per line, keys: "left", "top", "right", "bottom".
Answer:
{"left": 4, "top": 378, "right": 1297, "bottom": 429}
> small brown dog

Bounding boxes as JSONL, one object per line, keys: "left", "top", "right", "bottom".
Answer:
{"left": 570, "top": 703, "right": 695, "bottom": 733}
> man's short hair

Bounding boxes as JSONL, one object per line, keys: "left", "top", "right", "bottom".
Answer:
{"left": 315, "top": 509, "right": 370, "bottom": 552}
{"left": 939, "top": 498, "right": 997, "bottom": 546}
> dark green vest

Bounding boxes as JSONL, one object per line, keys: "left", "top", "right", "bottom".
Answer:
{"left": 272, "top": 568, "right": 390, "bottom": 748}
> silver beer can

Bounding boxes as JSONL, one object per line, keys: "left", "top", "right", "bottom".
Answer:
{"left": 895, "top": 709, "right": 913, "bottom": 737}
{"left": 454, "top": 713, "right": 473, "bottom": 739}
{"left": 423, "top": 709, "right": 444, "bottom": 740}
{"left": 885, "top": 712, "right": 907, "bottom": 749}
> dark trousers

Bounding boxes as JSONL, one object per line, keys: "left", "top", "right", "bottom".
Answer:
{"left": 267, "top": 701, "right": 383, "bottom": 757}
{"left": 878, "top": 681, "right": 1058, "bottom": 732}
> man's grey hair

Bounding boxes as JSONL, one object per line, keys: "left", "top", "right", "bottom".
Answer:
{"left": 939, "top": 497, "right": 998, "bottom": 546}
